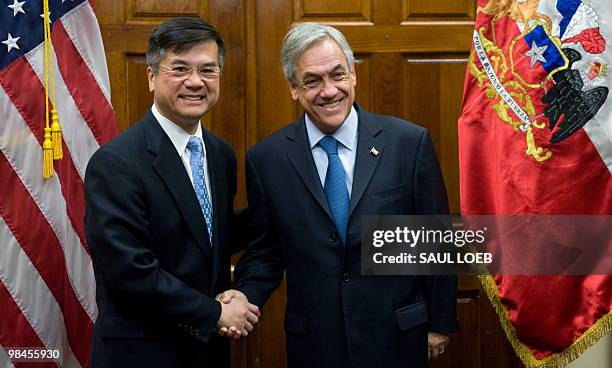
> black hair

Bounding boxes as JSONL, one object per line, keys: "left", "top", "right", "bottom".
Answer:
{"left": 146, "top": 17, "right": 225, "bottom": 72}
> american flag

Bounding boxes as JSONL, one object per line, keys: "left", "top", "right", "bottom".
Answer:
{"left": 0, "top": 0, "right": 115, "bottom": 367}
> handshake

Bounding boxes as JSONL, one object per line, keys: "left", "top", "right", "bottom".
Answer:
{"left": 215, "top": 289, "right": 260, "bottom": 339}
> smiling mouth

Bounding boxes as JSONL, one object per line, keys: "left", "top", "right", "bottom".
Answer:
{"left": 180, "top": 95, "right": 205, "bottom": 101}
{"left": 318, "top": 98, "right": 343, "bottom": 109}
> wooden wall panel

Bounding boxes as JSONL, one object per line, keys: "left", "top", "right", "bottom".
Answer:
{"left": 133, "top": 0, "right": 198, "bottom": 15}
{"left": 126, "top": 0, "right": 207, "bottom": 23}
{"left": 294, "top": 0, "right": 371, "bottom": 23}
{"left": 432, "top": 294, "right": 481, "bottom": 368}
{"left": 106, "top": 51, "right": 129, "bottom": 132}
{"left": 403, "top": 0, "right": 476, "bottom": 21}
{"left": 438, "top": 60, "right": 467, "bottom": 215}
{"left": 252, "top": 0, "right": 295, "bottom": 142}
{"left": 353, "top": 55, "right": 371, "bottom": 112}
{"left": 480, "top": 290, "right": 526, "bottom": 368}
{"left": 370, "top": 53, "right": 407, "bottom": 118}
{"left": 125, "top": 55, "right": 152, "bottom": 127}
{"left": 336, "top": 24, "right": 472, "bottom": 53}
{"left": 208, "top": 0, "right": 248, "bottom": 206}
{"left": 255, "top": 282, "right": 287, "bottom": 368}
{"left": 402, "top": 56, "right": 467, "bottom": 214}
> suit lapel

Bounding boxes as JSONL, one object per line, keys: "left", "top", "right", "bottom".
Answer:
{"left": 144, "top": 114, "right": 213, "bottom": 262}
{"left": 349, "top": 107, "right": 384, "bottom": 219}
{"left": 202, "top": 130, "right": 226, "bottom": 287}
{"left": 285, "top": 118, "right": 333, "bottom": 220}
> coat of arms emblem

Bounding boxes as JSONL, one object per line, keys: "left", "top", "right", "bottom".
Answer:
{"left": 470, "top": 0, "right": 608, "bottom": 161}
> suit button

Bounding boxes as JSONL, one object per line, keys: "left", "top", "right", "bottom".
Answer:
{"left": 329, "top": 232, "right": 338, "bottom": 242}
{"left": 343, "top": 273, "right": 350, "bottom": 282}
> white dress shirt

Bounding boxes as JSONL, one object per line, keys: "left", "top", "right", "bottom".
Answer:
{"left": 151, "top": 104, "right": 213, "bottom": 208}
{"left": 305, "top": 106, "right": 358, "bottom": 197}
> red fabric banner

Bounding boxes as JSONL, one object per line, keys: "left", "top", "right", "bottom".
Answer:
{"left": 459, "top": 0, "right": 612, "bottom": 366}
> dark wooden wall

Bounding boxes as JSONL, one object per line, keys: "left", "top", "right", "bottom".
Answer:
{"left": 96, "top": 1, "right": 523, "bottom": 367}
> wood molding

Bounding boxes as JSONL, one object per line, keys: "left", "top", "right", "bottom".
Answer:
{"left": 293, "top": 0, "right": 371, "bottom": 23}
{"left": 124, "top": 0, "right": 208, "bottom": 24}
{"left": 402, "top": 0, "right": 476, "bottom": 22}
{"left": 334, "top": 23, "right": 474, "bottom": 53}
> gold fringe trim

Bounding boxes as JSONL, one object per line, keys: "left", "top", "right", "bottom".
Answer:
{"left": 479, "top": 274, "right": 612, "bottom": 368}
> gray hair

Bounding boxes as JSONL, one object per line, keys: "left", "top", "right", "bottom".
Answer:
{"left": 281, "top": 22, "right": 354, "bottom": 85}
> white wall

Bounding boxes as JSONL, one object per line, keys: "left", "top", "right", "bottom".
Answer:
{"left": 567, "top": 333, "right": 611, "bottom": 368}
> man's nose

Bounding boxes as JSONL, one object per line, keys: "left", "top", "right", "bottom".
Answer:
{"left": 319, "top": 78, "right": 338, "bottom": 97}
{"left": 184, "top": 70, "right": 205, "bottom": 88}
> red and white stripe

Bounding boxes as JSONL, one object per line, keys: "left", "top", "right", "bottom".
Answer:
{"left": 0, "top": 347, "right": 15, "bottom": 368}
{"left": 0, "top": 1, "right": 116, "bottom": 367}
{"left": 60, "top": 1, "right": 112, "bottom": 104}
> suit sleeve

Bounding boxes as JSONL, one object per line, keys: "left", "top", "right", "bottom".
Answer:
{"left": 230, "top": 207, "right": 249, "bottom": 254}
{"left": 413, "top": 131, "right": 459, "bottom": 334}
{"left": 223, "top": 146, "right": 248, "bottom": 256}
{"left": 84, "top": 147, "right": 221, "bottom": 343}
{"left": 234, "top": 151, "right": 285, "bottom": 308}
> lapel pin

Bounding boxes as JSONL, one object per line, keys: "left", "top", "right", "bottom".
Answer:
{"left": 370, "top": 147, "right": 379, "bottom": 157}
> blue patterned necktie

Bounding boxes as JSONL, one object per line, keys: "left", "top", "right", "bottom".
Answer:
{"left": 186, "top": 136, "right": 213, "bottom": 245}
{"left": 319, "top": 136, "right": 349, "bottom": 244}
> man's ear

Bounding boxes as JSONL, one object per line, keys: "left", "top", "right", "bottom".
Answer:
{"left": 289, "top": 82, "right": 299, "bottom": 101}
{"left": 147, "top": 66, "right": 155, "bottom": 93}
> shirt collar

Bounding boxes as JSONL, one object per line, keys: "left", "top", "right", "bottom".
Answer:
{"left": 151, "top": 104, "right": 204, "bottom": 156}
{"left": 305, "top": 105, "right": 358, "bottom": 151}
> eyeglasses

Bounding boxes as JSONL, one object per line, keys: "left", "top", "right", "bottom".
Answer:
{"left": 158, "top": 64, "right": 221, "bottom": 81}
{"left": 297, "top": 70, "right": 351, "bottom": 93}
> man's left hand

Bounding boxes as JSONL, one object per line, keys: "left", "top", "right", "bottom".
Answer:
{"left": 428, "top": 332, "right": 449, "bottom": 360}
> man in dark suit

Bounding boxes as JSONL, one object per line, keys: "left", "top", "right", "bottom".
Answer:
{"left": 84, "top": 17, "right": 258, "bottom": 368}
{"left": 219, "top": 22, "right": 458, "bottom": 367}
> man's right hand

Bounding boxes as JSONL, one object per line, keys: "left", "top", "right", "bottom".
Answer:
{"left": 216, "top": 290, "right": 260, "bottom": 339}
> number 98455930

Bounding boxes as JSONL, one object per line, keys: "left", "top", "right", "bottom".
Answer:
{"left": 7, "top": 347, "right": 60, "bottom": 362}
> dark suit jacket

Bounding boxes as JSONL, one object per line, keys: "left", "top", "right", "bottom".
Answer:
{"left": 235, "top": 104, "right": 458, "bottom": 368}
{"left": 84, "top": 111, "right": 236, "bottom": 368}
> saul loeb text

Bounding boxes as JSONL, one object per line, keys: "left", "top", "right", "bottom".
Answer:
{"left": 370, "top": 226, "right": 492, "bottom": 266}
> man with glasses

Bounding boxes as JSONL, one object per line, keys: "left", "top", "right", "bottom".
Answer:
{"left": 84, "top": 17, "right": 258, "bottom": 368}
{"left": 220, "top": 22, "right": 458, "bottom": 367}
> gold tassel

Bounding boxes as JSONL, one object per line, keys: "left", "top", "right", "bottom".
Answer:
{"left": 50, "top": 109, "right": 63, "bottom": 159}
{"left": 43, "top": 127, "right": 54, "bottom": 179}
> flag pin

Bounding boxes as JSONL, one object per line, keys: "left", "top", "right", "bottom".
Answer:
{"left": 370, "top": 147, "right": 379, "bottom": 156}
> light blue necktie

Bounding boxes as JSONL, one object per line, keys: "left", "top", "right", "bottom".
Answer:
{"left": 319, "top": 136, "right": 349, "bottom": 244}
{"left": 186, "top": 136, "right": 213, "bottom": 245}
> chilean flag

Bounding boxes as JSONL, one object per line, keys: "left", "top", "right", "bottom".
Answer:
{"left": 459, "top": 0, "right": 612, "bottom": 367}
